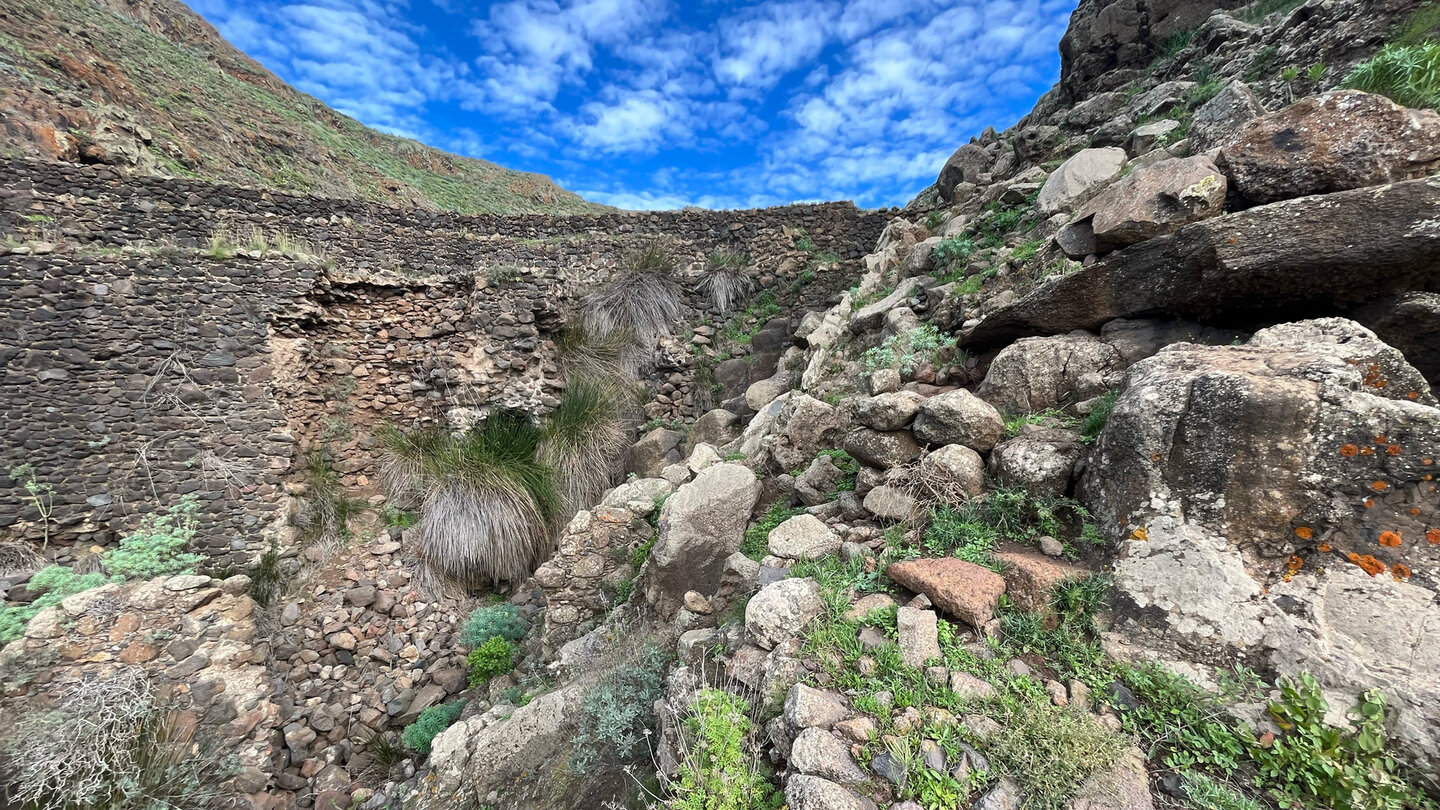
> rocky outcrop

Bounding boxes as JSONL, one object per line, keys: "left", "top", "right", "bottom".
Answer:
{"left": 966, "top": 176, "right": 1440, "bottom": 349}
{"left": 1081, "top": 318, "right": 1440, "bottom": 770}
{"left": 645, "top": 463, "right": 761, "bottom": 613}
{"left": 1037, "top": 148, "right": 1128, "bottom": 216}
{"left": 1056, "top": 155, "right": 1226, "bottom": 257}
{"left": 1221, "top": 91, "right": 1440, "bottom": 206}
{"left": 977, "top": 333, "right": 1125, "bottom": 414}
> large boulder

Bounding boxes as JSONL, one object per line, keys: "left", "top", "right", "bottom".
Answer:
{"left": 964, "top": 175, "right": 1440, "bottom": 350}
{"left": 849, "top": 278, "right": 926, "bottom": 334}
{"left": 976, "top": 333, "right": 1125, "bottom": 414}
{"left": 918, "top": 444, "right": 986, "bottom": 500}
{"left": 989, "top": 428, "right": 1087, "bottom": 498}
{"left": 1080, "top": 319, "right": 1440, "bottom": 772}
{"left": 887, "top": 558, "right": 1007, "bottom": 627}
{"left": 771, "top": 394, "right": 850, "bottom": 472}
{"left": 746, "top": 578, "right": 826, "bottom": 650}
{"left": 1189, "top": 79, "right": 1265, "bottom": 152}
{"left": 1036, "top": 148, "right": 1127, "bottom": 216}
{"left": 938, "top": 143, "right": 994, "bottom": 201}
{"left": 687, "top": 409, "right": 741, "bottom": 453}
{"left": 1056, "top": 156, "right": 1227, "bottom": 257}
{"left": 854, "top": 391, "right": 926, "bottom": 431}
{"left": 769, "top": 514, "right": 841, "bottom": 561}
{"left": 1352, "top": 292, "right": 1440, "bottom": 386}
{"left": 645, "top": 463, "right": 762, "bottom": 613}
{"left": 628, "top": 428, "right": 686, "bottom": 478}
{"left": 1221, "top": 91, "right": 1440, "bottom": 206}
{"left": 912, "top": 389, "right": 1005, "bottom": 452}
{"left": 843, "top": 427, "right": 923, "bottom": 470}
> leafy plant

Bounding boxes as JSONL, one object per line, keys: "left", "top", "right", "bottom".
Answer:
{"left": 1253, "top": 674, "right": 1430, "bottom": 810}
{"left": 7, "top": 464, "right": 55, "bottom": 549}
{"left": 460, "top": 603, "right": 530, "bottom": 648}
{"left": 863, "top": 324, "right": 958, "bottom": 375}
{"left": 669, "top": 688, "right": 782, "bottom": 810}
{"left": 466, "top": 637, "right": 516, "bottom": 688}
{"left": 401, "top": 701, "right": 465, "bottom": 757}
{"left": 1119, "top": 664, "right": 1253, "bottom": 775}
{"left": 379, "top": 505, "right": 418, "bottom": 528}
{"left": 0, "top": 566, "right": 121, "bottom": 646}
{"left": 1080, "top": 389, "right": 1120, "bottom": 443}
{"left": 1182, "top": 772, "right": 1264, "bottom": 810}
{"left": 924, "top": 210, "right": 944, "bottom": 230}
{"left": 570, "top": 644, "right": 670, "bottom": 773}
{"left": 923, "top": 505, "right": 999, "bottom": 570}
{"left": 932, "top": 236, "right": 976, "bottom": 270}
{"left": 101, "top": 496, "right": 206, "bottom": 579}
{"left": 1342, "top": 42, "right": 1440, "bottom": 109}
{"left": 1307, "top": 62, "right": 1327, "bottom": 81}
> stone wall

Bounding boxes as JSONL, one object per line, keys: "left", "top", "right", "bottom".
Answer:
{"left": 0, "top": 159, "right": 889, "bottom": 564}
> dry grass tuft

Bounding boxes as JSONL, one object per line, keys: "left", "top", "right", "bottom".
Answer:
{"left": 540, "top": 377, "right": 631, "bottom": 517}
{"left": 581, "top": 241, "right": 684, "bottom": 367}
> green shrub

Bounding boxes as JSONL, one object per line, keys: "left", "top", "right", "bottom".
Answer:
{"left": 379, "top": 505, "right": 418, "bottom": 528}
{"left": 1119, "top": 663, "right": 1253, "bottom": 774}
{"left": 2, "top": 668, "right": 238, "bottom": 810}
{"left": 924, "top": 210, "right": 944, "bottom": 230}
{"left": 863, "top": 324, "right": 958, "bottom": 375}
{"left": 460, "top": 603, "right": 529, "bottom": 648}
{"left": 0, "top": 565, "right": 121, "bottom": 646}
{"left": 987, "top": 693, "right": 1127, "bottom": 810}
{"left": 101, "top": 496, "right": 206, "bottom": 579}
{"left": 670, "top": 688, "right": 782, "bottom": 810}
{"left": 1253, "top": 673, "right": 1430, "bottom": 810}
{"left": 1182, "top": 772, "right": 1263, "bottom": 810}
{"left": 1080, "top": 389, "right": 1120, "bottom": 443}
{"left": 742, "top": 502, "right": 803, "bottom": 561}
{"left": 1395, "top": 5, "right": 1440, "bottom": 47}
{"left": 401, "top": 701, "right": 465, "bottom": 757}
{"left": 1342, "top": 42, "right": 1440, "bottom": 109}
{"left": 570, "top": 644, "right": 670, "bottom": 773}
{"left": 932, "top": 236, "right": 975, "bottom": 269}
{"left": 466, "top": 637, "right": 516, "bottom": 688}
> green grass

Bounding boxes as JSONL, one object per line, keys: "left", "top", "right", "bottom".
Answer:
{"left": 1080, "top": 390, "right": 1120, "bottom": 443}
{"left": 1342, "top": 41, "right": 1440, "bottom": 109}
{"left": 1395, "top": 5, "right": 1440, "bottom": 47}
{"left": 742, "top": 502, "right": 804, "bottom": 561}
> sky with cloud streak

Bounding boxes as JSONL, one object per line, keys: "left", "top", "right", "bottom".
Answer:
{"left": 189, "top": 0, "right": 1078, "bottom": 209}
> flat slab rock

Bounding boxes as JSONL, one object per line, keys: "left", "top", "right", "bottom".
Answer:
{"left": 887, "top": 558, "right": 1006, "bottom": 627}
{"left": 994, "top": 551, "right": 1092, "bottom": 613}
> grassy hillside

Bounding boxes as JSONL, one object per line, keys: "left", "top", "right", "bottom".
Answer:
{"left": 0, "top": 0, "right": 607, "bottom": 214}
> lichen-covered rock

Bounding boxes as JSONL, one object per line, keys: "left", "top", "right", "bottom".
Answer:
{"left": 790, "top": 727, "right": 868, "bottom": 784}
{"left": 785, "top": 683, "right": 849, "bottom": 731}
{"left": 1036, "top": 148, "right": 1127, "bottom": 216}
{"left": 843, "top": 427, "right": 923, "bottom": 470}
{"left": 1056, "top": 155, "right": 1227, "bottom": 256}
{"left": 977, "top": 333, "right": 1124, "bottom": 415}
{"left": 746, "top": 577, "right": 825, "bottom": 650}
{"left": 862, "top": 484, "right": 921, "bottom": 522}
{"left": 918, "top": 444, "right": 986, "bottom": 499}
{"left": 1080, "top": 319, "right": 1440, "bottom": 771}
{"left": 854, "top": 390, "right": 926, "bottom": 431}
{"left": 989, "top": 428, "right": 1087, "bottom": 498}
{"left": 795, "top": 455, "right": 846, "bottom": 507}
{"left": 628, "top": 427, "right": 687, "bottom": 478}
{"left": 912, "top": 389, "right": 1004, "bottom": 452}
{"left": 896, "top": 606, "right": 941, "bottom": 667}
{"left": 645, "top": 463, "right": 761, "bottom": 613}
{"left": 785, "top": 775, "right": 877, "bottom": 810}
{"left": 1221, "top": 91, "right": 1440, "bottom": 206}
{"left": 1189, "top": 79, "right": 1265, "bottom": 152}
{"left": 769, "top": 514, "right": 841, "bottom": 561}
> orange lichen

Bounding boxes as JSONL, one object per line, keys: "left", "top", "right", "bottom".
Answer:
{"left": 1371, "top": 481, "right": 1389, "bottom": 492}
{"left": 1130, "top": 527, "right": 1149, "bottom": 541}
{"left": 1317, "top": 542, "right": 1333, "bottom": 552}
{"left": 1408, "top": 391, "right": 1421, "bottom": 400}
{"left": 1428, "top": 528, "right": 1440, "bottom": 545}
{"left": 1150, "top": 452, "right": 1164, "bottom": 462}
{"left": 1423, "top": 458, "right": 1435, "bottom": 466}
{"left": 1294, "top": 526, "right": 1314, "bottom": 540}
{"left": 1360, "top": 447, "right": 1375, "bottom": 456}
{"left": 1411, "top": 508, "right": 1422, "bottom": 516}
{"left": 1286, "top": 555, "right": 1304, "bottom": 571}
{"left": 1339, "top": 444, "right": 1360, "bottom": 457}
{"left": 1392, "top": 564, "right": 1412, "bottom": 581}
{"left": 1378, "top": 531, "right": 1403, "bottom": 548}
{"left": 1347, "top": 553, "right": 1386, "bottom": 576}
{"left": 1386, "top": 445, "right": 1402, "bottom": 456}
{"left": 1373, "top": 434, "right": 1389, "bottom": 444}
{"left": 1363, "top": 498, "right": 1375, "bottom": 508}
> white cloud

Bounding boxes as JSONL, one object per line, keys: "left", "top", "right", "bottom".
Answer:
{"left": 714, "top": 2, "right": 839, "bottom": 91}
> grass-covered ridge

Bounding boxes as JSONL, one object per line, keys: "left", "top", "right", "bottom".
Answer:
{"left": 0, "top": 0, "right": 606, "bottom": 214}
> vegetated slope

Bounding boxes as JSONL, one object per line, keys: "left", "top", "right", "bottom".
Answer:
{"left": 0, "top": 0, "right": 606, "bottom": 214}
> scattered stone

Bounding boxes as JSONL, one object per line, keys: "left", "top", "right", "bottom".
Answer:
{"left": 912, "top": 389, "right": 1004, "bottom": 452}
{"left": 887, "top": 558, "right": 1006, "bottom": 627}
{"left": 949, "top": 671, "right": 996, "bottom": 700}
{"left": 746, "top": 578, "right": 826, "bottom": 650}
{"left": 896, "top": 607, "right": 941, "bottom": 668}
{"left": 786, "top": 683, "right": 849, "bottom": 731}
{"left": 862, "top": 485, "right": 920, "bottom": 522}
{"left": 769, "top": 514, "right": 842, "bottom": 561}
{"left": 1037, "top": 148, "right": 1127, "bottom": 215}
{"left": 785, "top": 775, "right": 877, "bottom": 810}
{"left": 994, "top": 552, "right": 1092, "bottom": 613}
{"left": 917, "top": 444, "right": 985, "bottom": 500}
{"left": 791, "top": 728, "right": 868, "bottom": 783}
{"left": 645, "top": 463, "right": 761, "bottom": 614}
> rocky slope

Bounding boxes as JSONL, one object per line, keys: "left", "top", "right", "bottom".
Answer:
{"left": 2, "top": 0, "right": 1440, "bottom": 809}
{"left": 0, "top": 0, "right": 604, "bottom": 214}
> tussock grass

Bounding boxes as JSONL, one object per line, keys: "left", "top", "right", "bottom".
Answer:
{"left": 581, "top": 241, "right": 684, "bottom": 367}
{"left": 540, "top": 377, "right": 630, "bottom": 518}
{"left": 378, "top": 410, "right": 559, "bottom": 587}
{"left": 696, "top": 249, "right": 755, "bottom": 316}
{"left": 1342, "top": 41, "right": 1440, "bottom": 109}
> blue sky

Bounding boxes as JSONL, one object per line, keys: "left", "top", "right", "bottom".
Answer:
{"left": 188, "top": 0, "right": 1078, "bottom": 210}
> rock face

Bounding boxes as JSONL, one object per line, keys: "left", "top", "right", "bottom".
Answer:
{"left": 628, "top": 428, "right": 687, "bottom": 478}
{"left": 966, "top": 176, "right": 1440, "bottom": 350}
{"left": 887, "top": 558, "right": 1007, "bottom": 627}
{"left": 1036, "top": 147, "right": 1128, "bottom": 215}
{"left": 1221, "top": 91, "right": 1440, "bottom": 206}
{"left": 1056, "top": 156, "right": 1227, "bottom": 257}
{"left": 645, "top": 463, "right": 762, "bottom": 613}
{"left": 1190, "top": 80, "right": 1265, "bottom": 152}
{"left": 1353, "top": 292, "right": 1440, "bottom": 385}
{"left": 912, "top": 389, "right": 1005, "bottom": 452}
{"left": 1080, "top": 319, "right": 1440, "bottom": 771}
{"left": 424, "top": 681, "right": 585, "bottom": 808}
{"left": 977, "top": 333, "right": 1125, "bottom": 414}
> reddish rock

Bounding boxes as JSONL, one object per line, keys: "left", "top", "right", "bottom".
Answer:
{"left": 1221, "top": 91, "right": 1440, "bottom": 206}
{"left": 118, "top": 641, "right": 159, "bottom": 664}
{"left": 886, "top": 559, "right": 1006, "bottom": 627}
{"left": 994, "top": 552, "right": 1093, "bottom": 613}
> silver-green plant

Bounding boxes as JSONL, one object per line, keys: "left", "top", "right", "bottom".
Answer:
{"left": 7, "top": 463, "right": 54, "bottom": 549}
